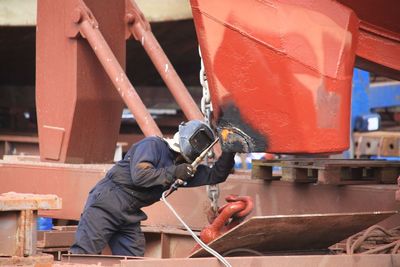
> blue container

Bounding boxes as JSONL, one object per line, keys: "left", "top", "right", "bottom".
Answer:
{"left": 37, "top": 217, "right": 53, "bottom": 230}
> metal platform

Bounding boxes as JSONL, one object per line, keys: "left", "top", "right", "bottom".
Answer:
{"left": 190, "top": 211, "right": 396, "bottom": 257}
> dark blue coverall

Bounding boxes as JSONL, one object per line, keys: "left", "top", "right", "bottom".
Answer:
{"left": 70, "top": 136, "right": 235, "bottom": 255}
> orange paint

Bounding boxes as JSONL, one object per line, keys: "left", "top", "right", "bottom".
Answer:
{"left": 191, "top": 0, "right": 359, "bottom": 153}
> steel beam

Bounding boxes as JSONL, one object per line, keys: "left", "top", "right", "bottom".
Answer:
{"left": 120, "top": 254, "right": 400, "bottom": 267}
{"left": 36, "top": 0, "right": 126, "bottom": 163}
{"left": 39, "top": 225, "right": 197, "bottom": 258}
{"left": 0, "top": 193, "right": 61, "bottom": 257}
{"left": 0, "top": 159, "right": 398, "bottom": 229}
{"left": 125, "top": 0, "right": 204, "bottom": 122}
{"left": 72, "top": 1, "right": 162, "bottom": 137}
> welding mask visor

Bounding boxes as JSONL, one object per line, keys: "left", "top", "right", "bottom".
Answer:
{"left": 179, "top": 120, "right": 215, "bottom": 163}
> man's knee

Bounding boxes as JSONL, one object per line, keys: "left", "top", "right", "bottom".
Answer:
{"left": 109, "top": 225, "right": 145, "bottom": 256}
{"left": 70, "top": 205, "right": 116, "bottom": 254}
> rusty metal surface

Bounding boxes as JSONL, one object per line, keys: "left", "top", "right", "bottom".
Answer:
{"left": 0, "top": 159, "right": 111, "bottom": 219}
{"left": 120, "top": 254, "right": 400, "bottom": 267}
{"left": 141, "top": 226, "right": 197, "bottom": 258}
{"left": 37, "top": 225, "right": 197, "bottom": 259}
{"left": 191, "top": 211, "right": 396, "bottom": 257}
{"left": 36, "top": 0, "right": 125, "bottom": 163}
{"left": 0, "top": 192, "right": 60, "bottom": 257}
{"left": 0, "top": 253, "right": 53, "bottom": 267}
{"left": 37, "top": 230, "right": 76, "bottom": 249}
{"left": 0, "top": 211, "right": 18, "bottom": 256}
{"left": 191, "top": 0, "right": 357, "bottom": 154}
{"left": 0, "top": 210, "right": 37, "bottom": 257}
{"left": 61, "top": 254, "right": 144, "bottom": 265}
{"left": 0, "top": 192, "right": 61, "bottom": 211}
{"left": 0, "top": 159, "right": 399, "bottom": 228}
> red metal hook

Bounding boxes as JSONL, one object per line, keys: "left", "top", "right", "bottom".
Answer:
{"left": 199, "top": 194, "right": 254, "bottom": 244}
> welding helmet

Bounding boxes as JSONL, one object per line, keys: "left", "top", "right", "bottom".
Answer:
{"left": 178, "top": 120, "right": 215, "bottom": 163}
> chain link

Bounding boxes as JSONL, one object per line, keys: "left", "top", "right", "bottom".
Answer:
{"left": 199, "top": 47, "right": 220, "bottom": 215}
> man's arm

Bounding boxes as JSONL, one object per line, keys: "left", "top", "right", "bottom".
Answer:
{"left": 130, "top": 139, "right": 176, "bottom": 188}
{"left": 129, "top": 139, "right": 193, "bottom": 188}
{"left": 185, "top": 152, "right": 235, "bottom": 187}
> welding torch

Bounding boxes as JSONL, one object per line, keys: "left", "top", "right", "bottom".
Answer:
{"left": 165, "top": 137, "right": 220, "bottom": 197}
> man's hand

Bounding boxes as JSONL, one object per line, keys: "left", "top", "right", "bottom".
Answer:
{"left": 174, "top": 163, "right": 194, "bottom": 181}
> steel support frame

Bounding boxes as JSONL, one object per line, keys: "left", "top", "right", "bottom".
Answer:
{"left": 0, "top": 160, "right": 398, "bottom": 228}
{"left": 37, "top": 225, "right": 197, "bottom": 258}
{"left": 352, "top": 69, "right": 400, "bottom": 123}
{"left": 355, "top": 23, "right": 400, "bottom": 80}
{"left": 0, "top": 193, "right": 61, "bottom": 257}
{"left": 36, "top": 0, "right": 208, "bottom": 163}
{"left": 69, "top": 0, "right": 162, "bottom": 137}
{"left": 0, "top": 210, "right": 37, "bottom": 257}
{"left": 125, "top": 0, "right": 204, "bottom": 122}
{"left": 36, "top": 0, "right": 127, "bottom": 163}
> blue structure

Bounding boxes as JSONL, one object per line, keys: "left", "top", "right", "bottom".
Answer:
{"left": 349, "top": 68, "right": 400, "bottom": 158}
{"left": 351, "top": 68, "right": 400, "bottom": 129}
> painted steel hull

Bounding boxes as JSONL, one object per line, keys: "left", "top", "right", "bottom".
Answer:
{"left": 191, "top": 0, "right": 359, "bottom": 153}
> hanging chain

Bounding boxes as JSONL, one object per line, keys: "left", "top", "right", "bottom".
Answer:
{"left": 199, "top": 47, "right": 220, "bottom": 217}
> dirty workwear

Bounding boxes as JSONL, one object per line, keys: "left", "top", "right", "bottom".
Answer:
{"left": 70, "top": 136, "right": 235, "bottom": 256}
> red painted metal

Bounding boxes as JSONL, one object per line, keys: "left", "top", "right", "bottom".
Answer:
{"left": 73, "top": 1, "right": 162, "bottom": 138}
{"left": 125, "top": 0, "right": 204, "bottom": 122}
{"left": 224, "top": 195, "right": 253, "bottom": 219}
{"left": 200, "top": 195, "right": 253, "bottom": 244}
{"left": 0, "top": 160, "right": 398, "bottom": 228}
{"left": 190, "top": 0, "right": 359, "bottom": 154}
{"left": 355, "top": 24, "right": 400, "bottom": 80}
{"left": 36, "top": 0, "right": 126, "bottom": 163}
{"left": 336, "top": 0, "right": 400, "bottom": 79}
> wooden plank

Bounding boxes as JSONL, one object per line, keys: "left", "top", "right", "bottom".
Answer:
{"left": 190, "top": 211, "right": 396, "bottom": 258}
{"left": 282, "top": 167, "right": 315, "bottom": 183}
{"left": 251, "top": 165, "right": 273, "bottom": 180}
{"left": 251, "top": 160, "right": 280, "bottom": 180}
{"left": 252, "top": 159, "right": 400, "bottom": 184}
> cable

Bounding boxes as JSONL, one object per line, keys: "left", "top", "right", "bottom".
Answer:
{"left": 161, "top": 190, "right": 232, "bottom": 267}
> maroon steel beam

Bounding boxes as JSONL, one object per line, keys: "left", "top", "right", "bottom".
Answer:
{"left": 36, "top": 0, "right": 126, "bottom": 163}
{"left": 0, "top": 159, "right": 398, "bottom": 229}
{"left": 120, "top": 254, "right": 400, "bottom": 267}
{"left": 125, "top": 0, "right": 204, "bottom": 121}
{"left": 71, "top": 1, "right": 162, "bottom": 137}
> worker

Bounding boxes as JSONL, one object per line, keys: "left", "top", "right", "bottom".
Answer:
{"left": 70, "top": 120, "right": 235, "bottom": 256}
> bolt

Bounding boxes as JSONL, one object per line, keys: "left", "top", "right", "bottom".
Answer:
{"left": 125, "top": 13, "right": 135, "bottom": 24}
{"left": 72, "top": 8, "right": 82, "bottom": 24}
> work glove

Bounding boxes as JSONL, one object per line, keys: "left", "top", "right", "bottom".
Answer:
{"left": 174, "top": 163, "right": 194, "bottom": 181}
{"left": 218, "top": 152, "right": 236, "bottom": 165}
